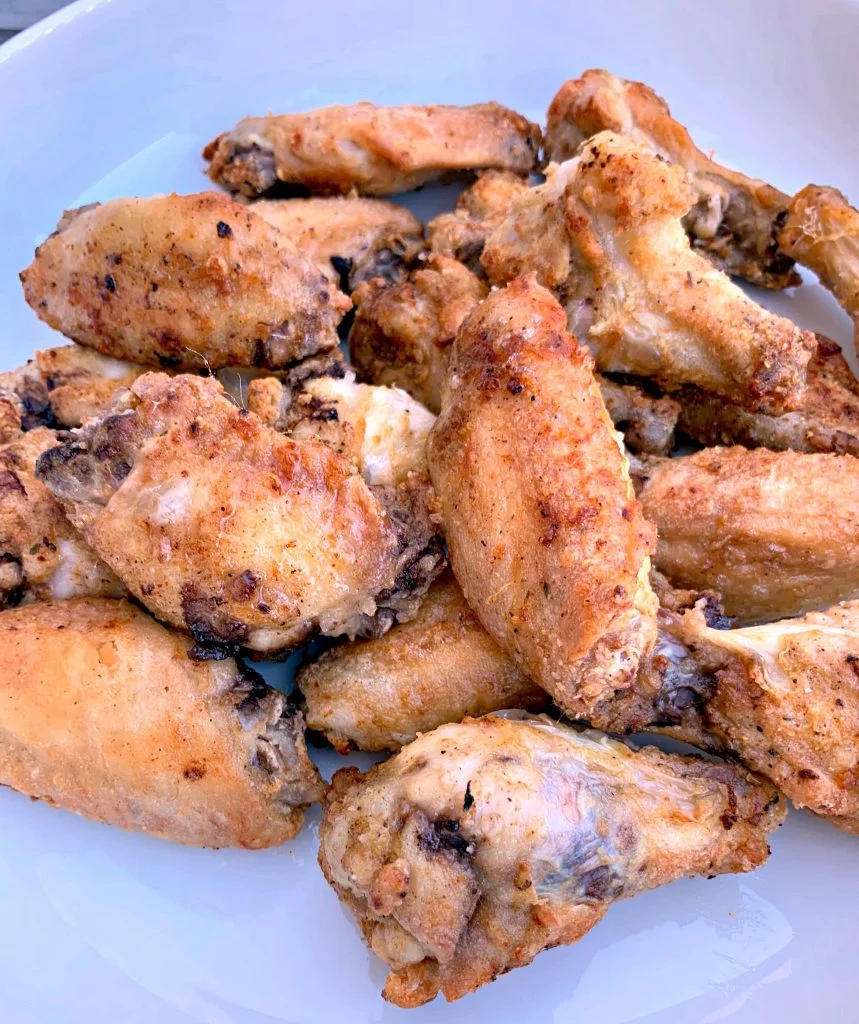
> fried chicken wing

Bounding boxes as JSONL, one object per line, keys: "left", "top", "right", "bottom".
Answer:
{"left": 203, "top": 102, "right": 541, "bottom": 198}
{"left": 598, "top": 377, "right": 680, "bottom": 456}
{"left": 545, "top": 70, "right": 798, "bottom": 288}
{"left": 20, "top": 193, "right": 349, "bottom": 371}
{"left": 35, "top": 373, "right": 402, "bottom": 653}
{"left": 0, "top": 427, "right": 123, "bottom": 608}
{"left": 779, "top": 185, "right": 859, "bottom": 353}
{"left": 251, "top": 196, "right": 424, "bottom": 291}
{"left": 0, "top": 598, "right": 323, "bottom": 846}
{"left": 34, "top": 344, "right": 149, "bottom": 427}
{"left": 639, "top": 446, "right": 859, "bottom": 623}
{"left": 428, "top": 276, "right": 658, "bottom": 731}
{"left": 651, "top": 602, "right": 859, "bottom": 831}
{"left": 319, "top": 713, "right": 784, "bottom": 1007}
{"left": 298, "top": 574, "right": 543, "bottom": 752}
{"left": 480, "top": 133, "right": 815, "bottom": 414}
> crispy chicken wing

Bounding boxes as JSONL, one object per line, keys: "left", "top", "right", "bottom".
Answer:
{"left": 251, "top": 196, "right": 424, "bottom": 291}
{"left": 203, "top": 102, "right": 541, "bottom": 198}
{"left": 480, "top": 133, "right": 815, "bottom": 414}
{"left": 639, "top": 446, "right": 859, "bottom": 623}
{"left": 20, "top": 192, "right": 349, "bottom": 371}
{"left": 0, "top": 598, "right": 323, "bottom": 847}
{"left": 35, "top": 373, "right": 402, "bottom": 653}
{"left": 319, "top": 713, "right": 784, "bottom": 1007}
{"left": 0, "top": 427, "right": 123, "bottom": 608}
{"left": 298, "top": 574, "right": 543, "bottom": 752}
{"left": 545, "top": 69, "right": 798, "bottom": 288}
{"left": 428, "top": 276, "right": 658, "bottom": 731}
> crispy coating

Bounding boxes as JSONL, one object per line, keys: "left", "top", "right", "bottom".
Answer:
{"left": 35, "top": 373, "right": 401, "bottom": 653}
{"left": 299, "top": 574, "right": 544, "bottom": 752}
{"left": 35, "top": 344, "right": 149, "bottom": 427}
{"left": 251, "top": 196, "right": 424, "bottom": 291}
{"left": 319, "top": 713, "right": 784, "bottom": 1007}
{"left": 598, "top": 377, "right": 680, "bottom": 456}
{"left": 0, "top": 598, "right": 324, "bottom": 846}
{"left": 639, "top": 446, "right": 859, "bottom": 623}
{"left": 675, "top": 334, "right": 859, "bottom": 456}
{"left": 20, "top": 192, "right": 349, "bottom": 371}
{"left": 545, "top": 69, "right": 798, "bottom": 288}
{"left": 650, "top": 602, "right": 859, "bottom": 831}
{"left": 428, "top": 276, "right": 658, "bottom": 731}
{"left": 349, "top": 254, "right": 487, "bottom": 412}
{"left": 779, "top": 185, "right": 859, "bottom": 353}
{"left": 481, "top": 132, "right": 815, "bottom": 414}
{"left": 203, "top": 102, "right": 541, "bottom": 198}
{"left": 0, "top": 427, "right": 123, "bottom": 608}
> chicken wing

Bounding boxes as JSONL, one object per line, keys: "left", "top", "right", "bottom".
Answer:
{"left": 34, "top": 344, "right": 149, "bottom": 427}
{"left": 319, "top": 713, "right": 784, "bottom": 1007}
{"left": 639, "top": 445, "right": 859, "bottom": 623}
{"left": 203, "top": 102, "right": 541, "bottom": 198}
{"left": 779, "top": 184, "right": 859, "bottom": 354}
{"left": 650, "top": 601, "right": 859, "bottom": 832}
{"left": 675, "top": 334, "right": 859, "bottom": 456}
{"left": 0, "top": 598, "right": 323, "bottom": 846}
{"left": 428, "top": 275, "right": 658, "bottom": 731}
{"left": 349, "top": 254, "right": 487, "bottom": 412}
{"left": 298, "top": 574, "right": 543, "bottom": 752}
{"left": 0, "top": 427, "right": 123, "bottom": 608}
{"left": 545, "top": 69, "right": 798, "bottom": 288}
{"left": 598, "top": 377, "right": 680, "bottom": 456}
{"left": 480, "top": 132, "right": 815, "bottom": 414}
{"left": 0, "top": 361, "right": 54, "bottom": 437}
{"left": 20, "top": 192, "right": 349, "bottom": 371}
{"left": 251, "top": 196, "right": 424, "bottom": 291}
{"left": 35, "top": 373, "right": 402, "bottom": 654}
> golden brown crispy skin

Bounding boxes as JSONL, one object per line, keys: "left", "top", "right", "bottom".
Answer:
{"left": 349, "top": 254, "right": 487, "bottom": 413}
{"left": 481, "top": 132, "right": 815, "bottom": 414}
{"left": 0, "top": 427, "right": 123, "bottom": 608}
{"left": 319, "top": 713, "right": 784, "bottom": 1007}
{"left": 545, "top": 69, "right": 798, "bottom": 288}
{"left": 598, "top": 377, "right": 680, "bottom": 456}
{"left": 675, "top": 334, "right": 859, "bottom": 456}
{"left": 427, "top": 170, "right": 530, "bottom": 273}
{"left": 203, "top": 103, "right": 541, "bottom": 198}
{"left": 299, "top": 574, "right": 544, "bottom": 752}
{"left": 779, "top": 184, "right": 859, "bottom": 354}
{"left": 35, "top": 373, "right": 401, "bottom": 653}
{"left": 251, "top": 196, "right": 424, "bottom": 291}
{"left": 35, "top": 345, "right": 149, "bottom": 427}
{"left": 428, "top": 276, "right": 658, "bottom": 731}
{"left": 20, "top": 192, "right": 349, "bottom": 371}
{"left": 639, "top": 446, "right": 859, "bottom": 623}
{"left": 0, "top": 598, "right": 324, "bottom": 847}
{"left": 650, "top": 602, "right": 859, "bottom": 831}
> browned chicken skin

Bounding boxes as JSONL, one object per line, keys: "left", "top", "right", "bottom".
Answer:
{"left": 319, "top": 713, "right": 784, "bottom": 1007}
{"left": 298, "top": 574, "right": 543, "bottom": 752}
{"left": 35, "top": 373, "right": 403, "bottom": 653}
{"left": 20, "top": 192, "right": 349, "bottom": 371}
{"left": 34, "top": 345, "right": 150, "bottom": 427}
{"left": 0, "top": 598, "right": 324, "bottom": 847}
{"left": 545, "top": 69, "right": 798, "bottom": 288}
{"left": 203, "top": 102, "right": 541, "bottom": 197}
{"left": 480, "top": 132, "right": 815, "bottom": 415}
{"left": 428, "top": 275, "right": 658, "bottom": 731}
{"left": 639, "top": 446, "right": 859, "bottom": 623}
{"left": 0, "top": 361, "right": 54, "bottom": 438}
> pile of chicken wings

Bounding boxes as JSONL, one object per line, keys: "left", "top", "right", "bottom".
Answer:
{"left": 2, "top": 70, "right": 858, "bottom": 1008}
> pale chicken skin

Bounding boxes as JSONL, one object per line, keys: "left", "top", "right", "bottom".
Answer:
{"left": 319, "top": 713, "right": 784, "bottom": 1007}
{"left": 349, "top": 254, "right": 488, "bottom": 413}
{"left": 203, "top": 102, "right": 541, "bottom": 197}
{"left": 35, "top": 373, "right": 402, "bottom": 654}
{"left": 639, "top": 446, "right": 859, "bottom": 624}
{"left": 545, "top": 69, "right": 798, "bottom": 288}
{"left": 0, "top": 598, "right": 324, "bottom": 847}
{"left": 650, "top": 602, "right": 859, "bottom": 832}
{"left": 251, "top": 196, "right": 424, "bottom": 291}
{"left": 298, "top": 574, "right": 544, "bottom": 752}
{"left": 0, "top": 427, "right": 123, "bottom": 608}
{"left": 481, "top": 132, "right": 816, "bottom": 415}
{"left": 428, "top": 276, "right": 659, "bottom": 731}
{"left": 20, "top": 192, "right": 349, "bottom": 371}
